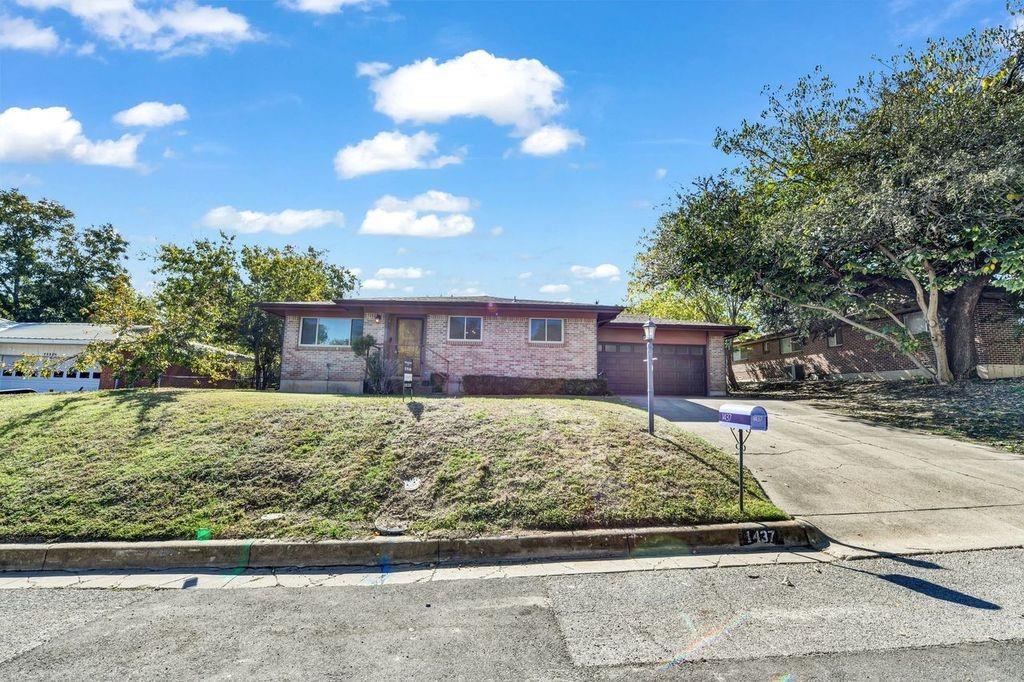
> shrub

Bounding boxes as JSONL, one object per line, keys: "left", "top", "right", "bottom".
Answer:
{"left": 461, "top": 375, "right": 609, "bottom": 396}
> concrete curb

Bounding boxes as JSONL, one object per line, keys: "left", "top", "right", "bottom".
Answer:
{"left": 0, "top": 520, "right": 822, "bottom": 572}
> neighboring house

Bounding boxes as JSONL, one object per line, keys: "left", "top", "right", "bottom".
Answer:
{"left": 0, "top": 318, "right": 251, "bottom": 392}
{"left": 0, "top": 319, "right": 109, "bottom": 392}
{"left": 258, "top": 297, "right": 745, "bottom": 396}
{"left": 732, "top": 289, "right": 1023, "bottom": 382}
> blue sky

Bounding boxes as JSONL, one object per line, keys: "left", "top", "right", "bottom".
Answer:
{"left": 1, "top": 0, "right": 1016, "bottom": 304}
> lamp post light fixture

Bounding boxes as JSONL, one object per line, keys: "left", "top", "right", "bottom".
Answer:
{"left": 643, "top": 318, "right": 656, "bottom": 434}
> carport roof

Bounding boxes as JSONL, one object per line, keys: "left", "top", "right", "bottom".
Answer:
{"left": 0, "top": 322, "right": 118, "bottom": 343}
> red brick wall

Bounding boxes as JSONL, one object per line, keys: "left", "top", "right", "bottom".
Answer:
{"left": 976, "top": 297, "right": 1024, "bottom": 366}
{"left": 734, "top": 294, "right": 1022, "bottom": 382}
{"left": 99, "top": 364, "right": 239, "bottom": 389}
{"left": 422, "top": 313, "right": 598, "bottom": 393}
{"left": 733, "top": 318, "right": 932, "bottom": 382}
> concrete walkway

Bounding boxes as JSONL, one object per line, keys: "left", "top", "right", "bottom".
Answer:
{"left": 622, "top": 396, "right": 1024, "bottom": 557}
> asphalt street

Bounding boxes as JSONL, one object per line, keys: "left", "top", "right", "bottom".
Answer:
{"left": 2, "top": 548, "right": 1022, "bottom": 680}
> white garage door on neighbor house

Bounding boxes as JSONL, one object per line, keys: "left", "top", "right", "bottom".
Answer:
{"left": 0, "top": 320, "right": 113, "bottom": 393}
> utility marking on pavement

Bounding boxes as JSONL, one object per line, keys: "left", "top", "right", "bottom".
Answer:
{"left": 660, "top": 612, "right": 749, "bottom": 669}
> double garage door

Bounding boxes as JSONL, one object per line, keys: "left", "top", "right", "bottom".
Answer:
{"left": 598, "top": 342, "right": 707, "bottom": 396}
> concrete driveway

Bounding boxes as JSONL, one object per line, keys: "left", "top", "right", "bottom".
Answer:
{"left": 622, "top": 396, "right": 1024, "bottom": 557}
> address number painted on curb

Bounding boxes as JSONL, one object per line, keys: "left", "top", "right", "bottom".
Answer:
{"left": 739, "top": 528, "right": 783, "bottom": 546}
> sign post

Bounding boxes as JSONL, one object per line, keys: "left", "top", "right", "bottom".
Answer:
{"left": 402, "top": 359, "right": 413, "bottom": 400}
{"left": 718, "top": 403, "right": 768, "bottom": 514}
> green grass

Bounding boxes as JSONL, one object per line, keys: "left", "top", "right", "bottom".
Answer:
{"left": 0, "top": 389, "right": 785, "bottom": 542}
{"left": 738, "top": 378, "right": 1024, "bottom": 454}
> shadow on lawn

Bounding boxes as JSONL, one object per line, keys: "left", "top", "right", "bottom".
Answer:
{"left": 0, "top": 388, "right": 186, "bottom": 440}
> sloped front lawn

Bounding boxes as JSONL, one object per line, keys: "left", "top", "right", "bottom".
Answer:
{"left": 0, "top": 390, "right": 784, "bottom": 542}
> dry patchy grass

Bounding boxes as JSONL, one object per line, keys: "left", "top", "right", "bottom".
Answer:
{"left": 0, "top": 389, "right": 784, "bottom": 542}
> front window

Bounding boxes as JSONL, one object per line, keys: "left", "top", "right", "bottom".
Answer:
{"left": 904, "top": 311, "right": 928, "bottom": 335}
{"left": 448, "top": 316, "right": 483, "bottom": 341}
{"left": 781, "top": 336, "right": 804, "bottom": 354}
{"left": 529, "top": 318, "right": 563, "bottom": 343}
{"left": 299, "top": 317, "right": 364, "bottom": 346}
{"left": 732, "top": 346, "right": 750, "bottom": 361}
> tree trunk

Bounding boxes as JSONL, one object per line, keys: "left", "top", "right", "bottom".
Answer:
{"left": 924, "top": 284, "right": 954, "bottom": 385}
{"left": 947, "top": 275, "right": 991, "bottom": 381}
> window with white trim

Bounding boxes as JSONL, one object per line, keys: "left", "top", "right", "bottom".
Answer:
{"left": 781, "top": 336, "right": 804, "bottom": 354}
{"left": 904, "top": 311, "right": 928, "bottom": 335}
{"left": 448, "top": 315, "right": 483, "bottom": 341}
{"left": 762, "top": 341, "right": 772, "bottom": 354}
{"left": 827, "top": 327, "right": 844, "bottom": 347}
{"left": 299, "top": 317, "right": 364, "bottom": 346}
{"left": 529, "top": 318, "right": 563, "bottom": 343}
{"left": 732, "top": 346, "right": 751, "bottom": 361}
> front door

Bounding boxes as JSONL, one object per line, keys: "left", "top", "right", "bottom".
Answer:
{"left": 395, "top": 318, "right": 424, "bottom": 375}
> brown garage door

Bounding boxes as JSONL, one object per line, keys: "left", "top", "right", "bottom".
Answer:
{"left": 598, "top": 342, "right": 707, "bottom": 396}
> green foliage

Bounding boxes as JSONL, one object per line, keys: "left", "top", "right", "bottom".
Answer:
{"left": 0, "top": 188, "right": 128, "bottom": 322}
{"left": 462, "top": 375, "right": 610, "bottom": 396}
{"left": 350, "top": 333, "right": 376, "bottom": 358}
{"left": 638, "top": 19, "right": 1024, "bottom": 383}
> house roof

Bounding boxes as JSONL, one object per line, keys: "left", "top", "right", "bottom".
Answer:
{"left": 605, "top": 314, "right": 748, "bottom": 333}
{"left": 257, "top": 296, "right": 624, "bottom": 319}
{"left": 0, "top": 322, "right": 118, "bottom": 344}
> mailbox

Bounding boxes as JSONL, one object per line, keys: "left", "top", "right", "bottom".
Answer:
{"left": 718, "top": 403, "right": 768, "bottom": 432}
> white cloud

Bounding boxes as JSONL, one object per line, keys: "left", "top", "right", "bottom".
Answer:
{"left": 374, "top": 189, "right": 473, "bottom": 213}
{"left": 539, "top": 283, "right": 569, "bottom": 294}
{"left": 517, "top": 272, "right": 532, "bottom": 280}
{"left": 334, "top": 130, "right": 463, "bottom": 179}
{"left": 76, "top": 41, "right": 95, "bottom": 55}
{"left": 451, "top": 286, "right": 485, "bottom": 296}
{"left": 489, "top": 226, "right": 504, "bottom": 237}
{"left": 114, "top": 101, "right": 188, "bottom": 127}
{"left": 200, "top": 205, "right": 344, "bottom": 234}
{"left": 0, "top": 15, "right": 60, "bottom": 51}
{"left": 349, "top": 267, "right": 363, "bottom": 277}
{"left": 356, "top": 60, "right": 391, "bottom": 78}
{"left": 366, "top": 49, "right": 565, "bottom": 131}
{"left": 519, "top": 125, "right": 584, "bottom": 156}
{"left": 282, "top": 0, "right": 381, "bottom": 14}
{"left": 360, "top": 208, "right": 474, "bottom": 238}
{"left": 654, "top": 167, "right": 667, "bottom": 180}
{"left": 162, "top": 147, "right": 179, "bottom": 159}
{"left": 362, "top": 278, "right": 395, "bottom": 291}
{"left": 15, "top": 0, "right": 258, "bottom": 55}
{"left": 0, "top": 106, "right": 142, "bottom": 168}
{"left": 375, "top": 266, "right": 430, "bottom": 279}
{"left": 359, "top": 191, "right": 476, "bottom": 238}
{"left": 570, "top": 263, "right": 621, "bottom": 281}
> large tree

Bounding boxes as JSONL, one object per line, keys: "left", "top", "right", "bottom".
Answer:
{"left": 149, "top": 234, "right": 357, "bottom": 388}
{"left": 0, "top": 188, "right": 128, "bottom": 322}
{"left": 237, "top": 244, "right": 357, "bottom": 389}
{"left": 641, "top": 20, "right": 1024, "bottom": 384}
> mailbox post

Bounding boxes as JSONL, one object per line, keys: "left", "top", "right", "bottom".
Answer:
{"left": 718, "top": 403, "right": 768, "bottom": 514}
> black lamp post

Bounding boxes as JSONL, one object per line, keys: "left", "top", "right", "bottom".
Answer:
{"left": 643, "top": 318, "right": 656, "bottom": 434}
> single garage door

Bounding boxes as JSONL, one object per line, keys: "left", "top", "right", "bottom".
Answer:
{"left": 598, "top": 342, "right": 707, "bottom": 396}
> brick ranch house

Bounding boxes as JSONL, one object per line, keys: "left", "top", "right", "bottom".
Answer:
{"left": 732, "top": 289, "right": 1023, "bottom": 383}
{"left": 257, "top": 296, "right": 745, "bottom": 396}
